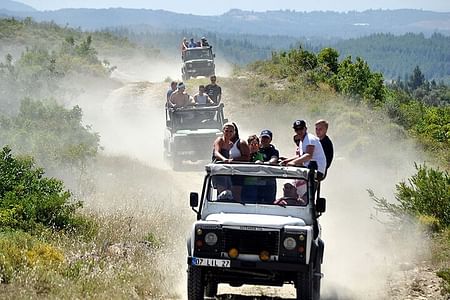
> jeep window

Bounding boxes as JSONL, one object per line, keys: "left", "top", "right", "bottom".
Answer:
{"left": 208, "top": 175, "right": 309, "bottom": 206}
{"left": 172, "top": 110, "right": 221, "bottom": 131}
{"left": 185, "top": 49, "right": 213, "bottom": 60}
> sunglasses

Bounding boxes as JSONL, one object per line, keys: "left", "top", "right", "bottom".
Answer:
{"left": 294, "top": 127, "right": 305, "bottom": 131}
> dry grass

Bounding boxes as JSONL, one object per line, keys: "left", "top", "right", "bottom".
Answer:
{"left": 0, "top": 153, "right": 193, "bottom": 299}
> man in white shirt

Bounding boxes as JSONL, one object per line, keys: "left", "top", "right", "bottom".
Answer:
{"left": 193, "top": 85, "right": 214, "bottom": 105}
{"left": 280, "top": 120, "right": 327, "bottom": 180}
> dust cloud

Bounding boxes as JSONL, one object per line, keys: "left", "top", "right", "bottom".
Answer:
{"left": 63, "top": 52, "right": 428, "bottom": 300}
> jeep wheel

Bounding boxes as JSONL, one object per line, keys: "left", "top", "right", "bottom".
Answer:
{"left": 296, "top": 266, "right": 313, "bottom": 300}
{"left": 313, "top": 263, "right": 321, "bottom": 300}
{"left": 187, "top": 265, "right": 204, "bottom": 300}
{"left": 171, "top": 156, "right": 183, "bottom": 171}
{"left": 204, "top": 281, "right": 218, "bottom": 297}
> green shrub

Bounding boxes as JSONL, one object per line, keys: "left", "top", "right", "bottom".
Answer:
{"left": 437, "top": 268, "right": 450, "bottom": 295}
{"left": 370, "top": 164, "right": 450, "bottom": 229}
{"left": 0, "top": 98, "right": 100, "bottom": 172}
{"left": 396, "top": 164, "right": 449, "bottom": 226}
{"left": 0, "top": 146, "right": 82, "bottom": 231}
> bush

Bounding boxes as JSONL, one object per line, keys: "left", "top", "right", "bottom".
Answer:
{"left": 0, "top": 98, "right": 100, "bottom": 172}
{"left": 0, "top": 146, "right": 82, "bottom": 231}
{"left": 370, "top": 164, "right": 450, "bottom": 229}
{"left": 437, "top": 268, "right": 450, "bottom": 295}
{"left": 397, "top": 164, "right": 449, "bottom": 227}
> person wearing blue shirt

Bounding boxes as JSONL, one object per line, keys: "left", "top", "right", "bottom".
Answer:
{"left": 188, "top": 38, "right": 197, "bottom": 48}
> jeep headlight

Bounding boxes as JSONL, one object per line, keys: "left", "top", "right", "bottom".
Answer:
{"left": 204, "top": 232, "right": 218, "bottom": 246}
{"left": 283, "top": 237, "right": 297, "bottom": 250}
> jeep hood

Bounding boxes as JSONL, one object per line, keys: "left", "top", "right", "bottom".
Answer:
{"left": 205, "top": 213, "right": 306, "bottom": 228}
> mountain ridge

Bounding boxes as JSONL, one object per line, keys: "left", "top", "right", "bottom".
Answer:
{"left": 0, "top": 7, "right": 449, "bottom": 38}
{"left": 0, "top": 0, "right": 35, "bottom": 12}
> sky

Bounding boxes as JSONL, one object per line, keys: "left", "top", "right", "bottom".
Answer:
{"left": 19, "top": 0, "right": 450, "bottom": 15}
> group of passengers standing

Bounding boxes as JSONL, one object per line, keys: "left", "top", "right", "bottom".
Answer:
{"left": 212, "top": 120, "right": 334, "bottom": 181}
{"left": 181, "top": 37, "right": 210, "bottom": 51}
{"left": 166, "top": 75, "right": 222, "bottom": 108}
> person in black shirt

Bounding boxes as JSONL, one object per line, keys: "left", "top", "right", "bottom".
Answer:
{"left": 258, "top": 129, "right": 280, "bottom": 203}
{"left": 259, "top": 129, "right": 280, "bottom": 164}
{"left": 205, "top": 75, "right": 222, "bottom": 104}
{"left": 315, "top": 119, "right": 334, "bottom": 179}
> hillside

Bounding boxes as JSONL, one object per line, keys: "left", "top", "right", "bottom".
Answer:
{"left": 0, "top": 0, "right": 35, "bottom": 12}
{"left": 330, "top": 32, "right": 450, "bottom": 81}
{"left": 110, "top": 27, "right": 450, "bottom": 82}
{"left": 0, "top": 7, "right": 449, "bottom": 37}
{"left": 2, "top": 5, "right": 450, "bottom": 81}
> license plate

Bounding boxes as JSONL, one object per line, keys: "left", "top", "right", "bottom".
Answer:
{"left": 192, "top": 257, "right": 230, "bottom": 268}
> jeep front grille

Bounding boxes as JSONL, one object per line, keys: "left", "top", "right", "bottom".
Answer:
{"left": 176, "top": 135, "right": 216, "bottom": 152}
{"left": 223, "top": 228, "right": 279, "bottom": 256}
{"left": 191, "top": 61, "right": 210, "bottom": 68}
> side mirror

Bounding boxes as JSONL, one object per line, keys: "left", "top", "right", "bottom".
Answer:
{"left": 190, "top": 192, "right": 199, "bottom": 207}
{"left": 223, "top": 118, "right": 228, "bottom": 123}
{"left": 316, "top": 197, "right": 326, "bottom": 213}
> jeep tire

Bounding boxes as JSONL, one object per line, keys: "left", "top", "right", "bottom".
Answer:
{"left": 171, "top": 155, "right": 183, "bottom": 171}
{"left": 187, "top": 265, "right": 205, "bottom": 300}
{"left": 204, "top": 281, "right": 218, "bottom": 298}
{"left": 313, "top": 262, "right": 321, "bottom": 300}
{"left": 296, "top": 265, "right": 313, "bottom": 300}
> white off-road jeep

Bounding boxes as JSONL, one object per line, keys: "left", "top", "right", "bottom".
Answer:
{"left": 187, "top": 163, "right": 326, "bottom": 300}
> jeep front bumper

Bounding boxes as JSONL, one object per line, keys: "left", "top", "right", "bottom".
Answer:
{"left": 187, "top": 256, "right": 308, "bottom": 272}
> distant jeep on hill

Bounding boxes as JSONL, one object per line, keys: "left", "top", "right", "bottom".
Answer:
{"left": 186, "top": 163, "right": 326, "bottom": 299}
{"left": 182, "top": 46, "right": 215, "bottom": 81}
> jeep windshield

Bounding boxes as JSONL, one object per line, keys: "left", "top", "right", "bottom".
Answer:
{"left": 184, "top": 48, "right": 213, "bottom": 60}
{"left": 171, "top": 107, "right": 223, "bottom": 131}
{"left": 205, "top": 164, "right": 312, "bottom": 207}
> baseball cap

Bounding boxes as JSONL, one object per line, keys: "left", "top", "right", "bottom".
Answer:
{"left": 177, "top": 82, "right": 185, "bottom": 89}
{"left": 292, "top": 119, "right": 306, "bottom": 129}
{"left": 260, "top": 129, "right": 273, "bottom": 138}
